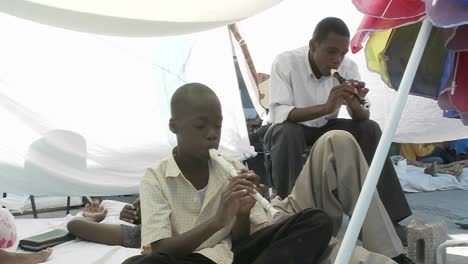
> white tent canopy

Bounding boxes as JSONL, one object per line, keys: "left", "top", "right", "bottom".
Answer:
{"left": 0, "top": 12, "right": 254, "bottom": 195}
{"left": 235, "top": 0, "right": 468, "bottom": 143}
{"left": 2, "top": 0, "right": 468, "bottom": 197}
{"left": 0, "top": 0, "right": 281, "bottom": 36}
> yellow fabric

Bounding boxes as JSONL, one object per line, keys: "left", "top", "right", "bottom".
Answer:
{"left": 365, "top": 30, "right": 393, "bottom": 86}
{"left": 140, "top": 154, "right": 268, "bottom": 264}
{"left": 400, "top": 143, "right": 435, "bottom": 161}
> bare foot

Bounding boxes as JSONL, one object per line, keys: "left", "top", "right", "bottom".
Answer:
{"left": 0, "top": 248, "right": 53, "bottom": 264}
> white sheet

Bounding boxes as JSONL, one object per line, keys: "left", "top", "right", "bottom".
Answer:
{"left": 0, "top": 12, "right": 255, "bottom": 196}
{"left": 394, "top": 160, "right": 468, "bottom": 193}
{"left": 12, "top": 218, "right": 140, "bottom": 264}
{"left": 0, "top": 0, "right": 282, "bottom": 36}
{"left": 9, "top": 200, "right": 140, "bottom": 263}
{"left": 1, "top": 195, "right": 83, "bottom": 213}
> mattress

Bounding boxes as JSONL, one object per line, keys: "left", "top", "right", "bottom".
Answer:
{"left": 7, "top": 200, "right": 140, "bottom": 263}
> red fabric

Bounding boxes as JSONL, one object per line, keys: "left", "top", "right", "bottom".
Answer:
{"left": 351, "top": 0, "right": 468, "bottom": 53}
{"left": 443, "top": 26, "right": 468, "bottom": 52}
{"left": 351, "top": 15, "right": 424, "bottom": 53}
{"left": 352, "top": 0, "right": 425, "bottom": 19}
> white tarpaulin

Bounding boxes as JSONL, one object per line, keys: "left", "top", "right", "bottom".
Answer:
{"left": 0, "top": 13, "right": 254, "bottom": 196}
{"left": 0, "top": 0, "right": 282, "bottom": 36}
{"left": 394, "top": 160, "right": 468, "bottom": 192}
{"left": 235, "top": 0, "right": 468, "bottom": 143}
{"left": 360, "top": 74, "right": 468, "bottom": 143}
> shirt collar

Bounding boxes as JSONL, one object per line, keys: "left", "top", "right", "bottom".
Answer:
{"left": 304, "top": 48, "right": 325, "bottom": 81}
{"left": 165, "top": 154, "right": 181, "bottom": 178}
{"left": 303, "top": 47, "right": 334, "bottom": 82}
{"left": 304, "top": 48, "right": 315, "bottom": 78}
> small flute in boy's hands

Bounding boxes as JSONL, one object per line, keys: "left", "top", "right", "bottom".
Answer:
{"left": 209, "top": 149, "right": 282, "bottom": 221}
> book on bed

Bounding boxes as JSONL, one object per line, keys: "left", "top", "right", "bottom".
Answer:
{"left": 19, "top": 229, "right": 75, "bottom": 251}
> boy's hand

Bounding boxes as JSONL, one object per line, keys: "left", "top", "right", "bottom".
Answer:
{"left": 214, "top": 174, "right": 257, "bottom": 228}
{"left": 236, "top": 170, "right": 266, "bottom": 215}
{"left": 83, "top": 201, "right": 107, "bottom": 222}
{"left": 120, "top": 198, "right": 141, "bottom": 224}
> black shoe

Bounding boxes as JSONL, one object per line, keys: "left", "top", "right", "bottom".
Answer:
{"left": 393, "top": 223, "right": 408, "bottom": 247}
{"left": 392, "top": 254, "right": 415, "bottom": 264}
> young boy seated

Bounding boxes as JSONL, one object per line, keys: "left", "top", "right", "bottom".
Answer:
{"left": 122, "top": 83, "right": 333, "bottom": 264}
{"left": 67, "top": 199, "right": 141, "bottom": 248}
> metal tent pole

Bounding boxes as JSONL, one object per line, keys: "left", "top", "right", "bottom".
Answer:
{"left": 334, "top": 18, "right": 433, "bottom": 264}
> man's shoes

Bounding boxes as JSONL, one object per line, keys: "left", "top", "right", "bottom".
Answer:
{"left": 392, "top": 254, "right": 415, "bottom": 264}
{"left": 393, "top": 222, "right": 408, "bottom": 247}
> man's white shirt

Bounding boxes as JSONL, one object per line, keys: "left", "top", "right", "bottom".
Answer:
{"left": 269, "top": 46, "right": 361, "bottom": 127}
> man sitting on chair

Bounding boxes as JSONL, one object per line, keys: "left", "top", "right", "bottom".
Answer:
{"left": 263, "top": 17, "right": 412, "bottom": 243}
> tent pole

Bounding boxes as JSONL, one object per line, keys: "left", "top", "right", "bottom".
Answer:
{"left": 334, "top": 18, "right": 433, "bottom": 264}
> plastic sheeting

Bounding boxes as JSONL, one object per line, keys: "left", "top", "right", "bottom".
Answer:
{"left": 0, "top": 13, "right": 254, "bottom": 196}
{"left": 366, "top": 82, "right": 468, "bottom": 143}
{"left": 394, "top": 160, "right": 468, "bottom": 192}
{"left": 0, "top": 0, "right": 282, "bottom": 37}
{"left": 235, "top": 0, "right": 468, "bottom": 143}
{"left": 1, "top": 194, "right": 83, "bottom": 213}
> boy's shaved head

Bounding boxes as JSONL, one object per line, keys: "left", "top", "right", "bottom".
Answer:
{"left": 170, "top": 83, "right": 220, "bottom": 119}
{"left": 169, "top": 82, "right": 223, "bottom": 161}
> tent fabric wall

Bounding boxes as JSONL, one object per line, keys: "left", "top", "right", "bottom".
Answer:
{"left": 0, "top": 13, "right": 254, "bottom": 196}
{"left": 0, "top": 0, "right": 282, "bottom": 37}
{"left": 235, "top": 0, "right": 468, "bottom": 143}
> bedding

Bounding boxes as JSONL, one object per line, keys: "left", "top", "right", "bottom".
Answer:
{"left": 8, "top": 200, "right": 140, "bottom": 263}
{"left": 393, "top": 160, "right": 468, "bottom": 192}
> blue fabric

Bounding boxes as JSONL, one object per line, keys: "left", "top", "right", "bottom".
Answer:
{"left": 453, "top": 0, "right": 468, "bottom": 4}
{"left": 439, "top": 52, "right": 455, "bottom": 96}
{"left": 449, "top": 138, "right": 468, "bottom": 154}
{"left": 419, "top": 156, "right": 444, "bottom": 164}
{"left": 443, "top": 110, "right": 460, "bottom": 119}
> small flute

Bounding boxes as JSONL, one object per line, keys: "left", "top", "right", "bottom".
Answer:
{"left": 209, "top": 149, "right": 282, "bottom": 221}
{"left": 330, "top": 69, "right": 370, "bottom": 110}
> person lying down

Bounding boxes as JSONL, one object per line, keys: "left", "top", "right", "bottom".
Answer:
{"left": 66, "top": 199, "right": 141, "bottom": 248}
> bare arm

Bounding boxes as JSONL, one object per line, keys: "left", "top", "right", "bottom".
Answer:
{"left": 287, "top": 104, "right": 331, "bottom": 123}
{"left": 151, "top": 217, "right": 222, "bottom": 255}
{"left": 0, "top": 248, "right": 53, "bottom": 264}
{"left": 67, "top": 201, "right": 124, "bottom": 246}
{"left": 288, "top": 83, "right": 358, "bottom": 123}
{"left": 67, "top": 219, "right": 123, "bottom": 246}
